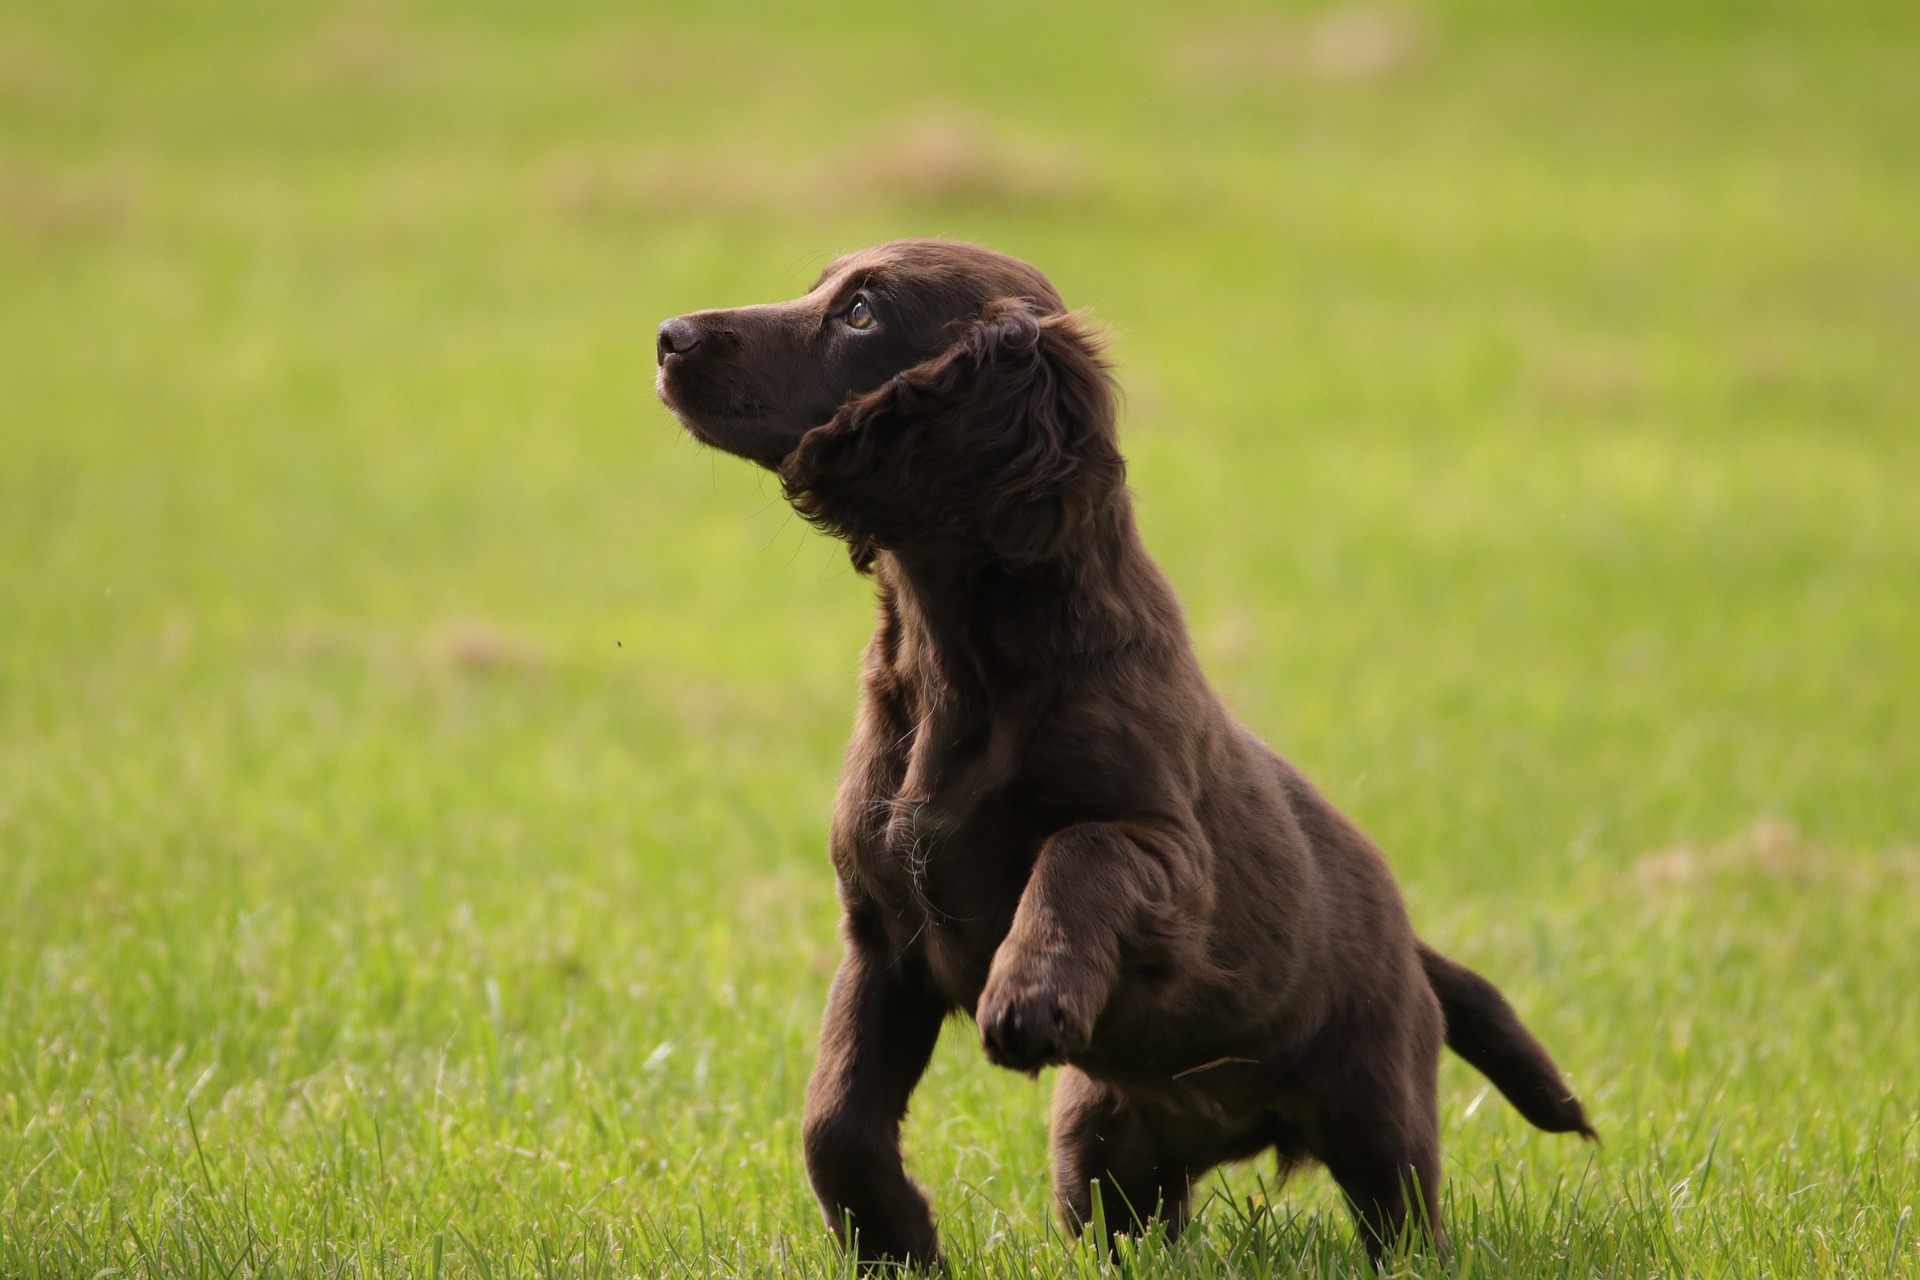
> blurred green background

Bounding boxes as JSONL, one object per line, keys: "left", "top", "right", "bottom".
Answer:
{"left": 2, "top": 2, "right": 1916, "bottom": 1276}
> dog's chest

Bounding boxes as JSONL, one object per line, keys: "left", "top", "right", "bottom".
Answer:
{"left": 868, "top": 799, "right": 1029, "bottom": 1002}
{"left": 837, "top": 704, "right": 1037, "bottom": 1002}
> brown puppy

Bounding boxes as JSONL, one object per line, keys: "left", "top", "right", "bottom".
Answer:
{"left": 655, "top": 239, "right": 1594, "bottom": 1268}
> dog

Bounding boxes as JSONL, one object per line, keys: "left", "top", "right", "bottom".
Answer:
{"left": 654, "top": 238, "right": 1594, "bottom": 1268}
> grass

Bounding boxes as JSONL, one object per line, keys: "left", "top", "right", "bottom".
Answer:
{"left": 2, "top": 0, "right": 1917, "bottom": 1275}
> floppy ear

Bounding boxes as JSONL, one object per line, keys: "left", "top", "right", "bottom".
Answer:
{"left": 781, "top": 299, "right": 1123, "bottom": 569}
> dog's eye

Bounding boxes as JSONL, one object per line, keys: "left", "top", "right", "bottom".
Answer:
{"left": 845, "top": 296, "right": 876, "bottom": 331}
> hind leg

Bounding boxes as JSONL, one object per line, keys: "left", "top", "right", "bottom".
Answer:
{"left": 1310, "top": 1020, "right": 1448, "bottom": 1265}
{"left": 1316, "top": 1099, "right": 1445, "bottom": 1265}
{"left": 1049, "top": 1068, "right": 1193, "bottom": 1247}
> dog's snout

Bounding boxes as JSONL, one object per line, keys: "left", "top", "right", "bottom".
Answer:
{"left": 656, "top": 317, "right": 702, "bottom": 366}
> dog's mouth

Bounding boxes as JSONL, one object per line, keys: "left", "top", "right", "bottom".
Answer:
{"left": 653, "top": 360, "right": 693, "bottom": 425}
{"left": 653, "top": 362, "right": 706, "bottom": 440}
{"left": 655, "top": 365, "right": 800, "bottom": 469}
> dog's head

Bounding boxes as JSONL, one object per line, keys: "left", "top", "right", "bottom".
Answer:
{"left": 656, "top": 239, "right": 1123, "bottom": 570}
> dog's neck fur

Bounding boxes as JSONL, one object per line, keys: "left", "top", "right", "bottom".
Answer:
{"left": 871, "top": 489, "right": 1188, "bottom": 704}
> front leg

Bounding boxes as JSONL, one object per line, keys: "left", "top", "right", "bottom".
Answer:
{"left": 977, "top": 821, "right": 1193, "bottom": 1072}
{"left": 803, "top": 900, "right": 949, "bottom": 1268}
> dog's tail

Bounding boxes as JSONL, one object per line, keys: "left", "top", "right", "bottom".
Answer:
{"left": 1418, "top": 942, "right": 1597, "bottom": 1140}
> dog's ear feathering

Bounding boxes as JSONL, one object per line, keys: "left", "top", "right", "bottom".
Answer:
{"left": 780, "top": 299, "right": 1124, "bottom": 571}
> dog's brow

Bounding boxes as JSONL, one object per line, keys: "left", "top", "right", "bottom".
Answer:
{"left": 810, "top": 256, "right": 853, "bottom": 291}
{"left": 811, "top": 254, "right": 883, "bottom": 295}
{"left": 821, "top": 267, "right": 885, "bottom": 311}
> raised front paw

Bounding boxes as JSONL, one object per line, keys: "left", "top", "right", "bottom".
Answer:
{"left": 976, "top": 957, "right": 1099, "bottom": 1073}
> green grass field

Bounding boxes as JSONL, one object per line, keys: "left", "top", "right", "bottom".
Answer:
{"left": 3, "top": 1, "right": 1917, "bottom": 1275}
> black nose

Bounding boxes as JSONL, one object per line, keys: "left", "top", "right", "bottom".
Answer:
{"left": 657, "top": 317, "right": 701, "bottom": 365}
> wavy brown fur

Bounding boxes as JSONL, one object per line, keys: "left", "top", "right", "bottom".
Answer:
{"left": 654, "top": 238, "right": 1595, "bottom": 1269}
